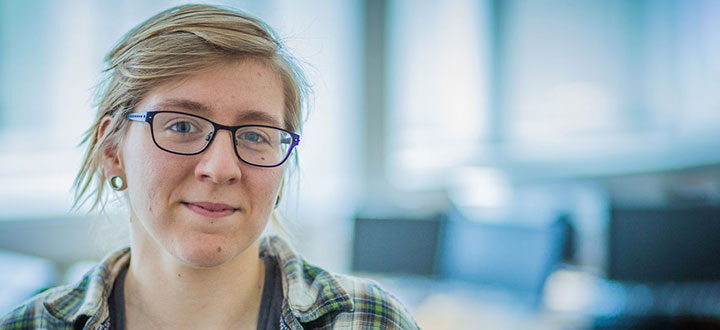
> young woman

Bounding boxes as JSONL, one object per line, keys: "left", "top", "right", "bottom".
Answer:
{"left": 1, "top": 4, "right": 419, "bottom": 330}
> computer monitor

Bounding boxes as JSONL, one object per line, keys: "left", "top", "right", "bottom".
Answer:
{"left": 608, "top": 206, "right": 720, "bottom": 282}
{"left": 351, "top": 215, "right": 443, "bottom": 276}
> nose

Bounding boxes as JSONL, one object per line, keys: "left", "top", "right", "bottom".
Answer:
{"left": 194, "top": 130, "right": 242, "bottom": 185}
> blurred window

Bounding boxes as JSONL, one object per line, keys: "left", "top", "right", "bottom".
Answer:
{"left": 386, "top": 0, "right": 490, "bottom": 190}
{"left": 503, "top": 0, "right": 720, "bottom": 169}
{"left": 0, "top": 0, "right": 99, "bottom": 218}
{"left": 384, "top": 0, "right": 720, "bottom": 190}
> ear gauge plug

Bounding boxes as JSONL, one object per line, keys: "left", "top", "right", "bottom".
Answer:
{"left": 110, "top": 176, "right": 125, "bottom": 191}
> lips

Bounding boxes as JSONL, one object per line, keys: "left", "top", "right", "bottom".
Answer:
{"left": 183, "top": 202, "right": 238, "bottom": 218}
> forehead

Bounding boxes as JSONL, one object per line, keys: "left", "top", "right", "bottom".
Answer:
{"left": 136, "top": 59, "right": 285, "bottom": 127}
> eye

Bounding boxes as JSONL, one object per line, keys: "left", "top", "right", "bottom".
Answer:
{"left": 238, "top": 131, "right": 267, "bottom": 144}
{"left": 169, "top": 121, "right": 196, "bottom": 134}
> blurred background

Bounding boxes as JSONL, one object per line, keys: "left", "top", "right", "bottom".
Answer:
{"left": 2, "top": 0, "right": 720, "bottom": 329}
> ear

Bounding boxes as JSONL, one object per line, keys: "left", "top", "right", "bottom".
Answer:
{"left": 274, "top": 176, "right": 285, "bottom": 208}
{"left": 98, "top": 116, "right": 125, "bottom": 188}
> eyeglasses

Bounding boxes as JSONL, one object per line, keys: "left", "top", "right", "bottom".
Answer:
{"left": 127, "top": 111, "right": 300, "bottom": 167}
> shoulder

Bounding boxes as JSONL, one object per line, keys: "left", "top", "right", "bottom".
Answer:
{"left": 0, "top": 285, "right": 77, "bottom": 329}
{"left": 1, "top": 247, "right": 131, "bottom": 330}
{"left": 330, "top": 274, "right": 421, "bottom": 330}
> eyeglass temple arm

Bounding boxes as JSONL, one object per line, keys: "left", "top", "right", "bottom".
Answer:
{"left": 127, "top": 112, "right": 148, "bottom": 121}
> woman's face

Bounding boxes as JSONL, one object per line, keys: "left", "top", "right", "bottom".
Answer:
{"left": 111, "top": 60, "right": 286, "bottom": 268}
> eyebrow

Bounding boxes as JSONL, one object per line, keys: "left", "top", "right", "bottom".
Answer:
{"left": 156, "top": 98, "right": 209, "bottom": 113}
{"left": 154, "top": 98, "right": 282, "bottom": 126}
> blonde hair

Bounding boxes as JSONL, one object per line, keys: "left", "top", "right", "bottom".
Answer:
{"left": 73, "top": 4, "right": 308, "bottom": 214}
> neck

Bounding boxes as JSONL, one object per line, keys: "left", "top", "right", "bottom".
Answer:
{"left": 124, "top": 239, "right": 265, "bottom": 330}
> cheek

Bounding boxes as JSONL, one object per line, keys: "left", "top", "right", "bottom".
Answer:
{"left": 248, "top": 168, "right": 284, "bottom": 210}
{"left": 124, "top": 150, "right": 157, "bottom": 218}
{"left": 121, "top": 131, "right": 184, "bottom": 218}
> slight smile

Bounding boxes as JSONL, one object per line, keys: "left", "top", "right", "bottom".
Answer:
{"left": 183, "top": 202, "right": 238, "bottom": 218}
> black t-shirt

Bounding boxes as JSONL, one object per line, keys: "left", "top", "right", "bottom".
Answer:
{"left": 108, "top": 256, "right": 283, "bottom": 330}
{"left": 257, "top": 255, "right": 284, "bottom": 329}
{"left": 108, "top": 265, "right": 128, "bottom": 330}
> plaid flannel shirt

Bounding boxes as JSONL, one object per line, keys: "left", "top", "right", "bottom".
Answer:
{"left": 1, "top": 236, "right": 420, "bottom": 329}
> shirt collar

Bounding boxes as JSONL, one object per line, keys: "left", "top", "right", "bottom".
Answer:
{"left": 43, "top": 247, "right": 130, "bottom": 324}
{"left": 260, "top": 236, "right": 354, "bottom": 323}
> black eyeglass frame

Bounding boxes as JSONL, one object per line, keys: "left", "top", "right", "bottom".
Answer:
{"left": 127, "top": 111, "right": 300, "bottom": 168}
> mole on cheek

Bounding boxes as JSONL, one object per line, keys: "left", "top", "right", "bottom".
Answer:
{"left": 217, "top": 246, "right": 222, "bottom": 253}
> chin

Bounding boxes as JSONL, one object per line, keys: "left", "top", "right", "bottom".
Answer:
{"left": 171, "top": 233, "right": 257, "bottom": 269}
{"left": 168, "top": 237, "right": 234, "bottom": 268}
{"left": 178, "top": 249, "right": 233, "bottom": 268}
